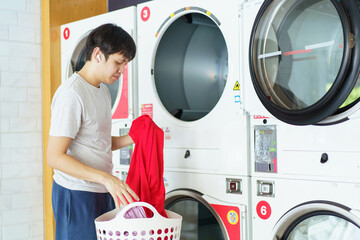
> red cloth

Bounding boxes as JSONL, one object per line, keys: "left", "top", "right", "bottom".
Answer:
{"left": 126, "top": 115, "right": 167, "bottom": 217}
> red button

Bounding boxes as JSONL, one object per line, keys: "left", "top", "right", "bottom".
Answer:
{"left": 230, "top": 182, "right": 237, "bottom": 190}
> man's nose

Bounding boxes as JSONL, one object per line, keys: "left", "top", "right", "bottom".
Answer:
{"left": 118, "top": 64, "right": 127, "bottom": 73}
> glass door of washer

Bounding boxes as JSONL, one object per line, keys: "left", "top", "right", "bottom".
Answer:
{"left": 272, "top": 202, "right": 360, "bottom": 240}
{"left": 281, "top": 213, "right": 360, "bottom": 240}
{"left": 249, "top": 0, "right": 360, "bottom": 125}
{"left": 165, "top": 190, "right": 227, "bottom": 240}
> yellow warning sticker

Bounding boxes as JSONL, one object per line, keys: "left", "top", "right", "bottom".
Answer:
{"left": 233, "top": 81, "right": 240, "bottom": 90}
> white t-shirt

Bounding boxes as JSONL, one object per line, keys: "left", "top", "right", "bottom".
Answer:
{"left": 49, "top": 73, "right": 112, "bottom": 193}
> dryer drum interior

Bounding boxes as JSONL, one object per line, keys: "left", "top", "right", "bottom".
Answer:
{"left": 153, "top": 12, "right": 228, "bottom": 121}
{"left": 249, "top": 0, "right": 360, "bottom": 125}
{"left": 68, "top": 35, "right": 122, "bottom": 110}
{"left": 280, "top": 212, "right": 360, "bottom": 240}
{"left": 165, "top": 191, "right": 227, "bottom": 240}
{"left": 272, "top": 201, "right": 360, "bottom": 240}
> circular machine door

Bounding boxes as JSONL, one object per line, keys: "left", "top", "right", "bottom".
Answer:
{"left": 249, "top": 0, "right": 360, "bottom": 125}
{"left": 67, "top": 35, "right": 123, "bottom": 113}
{"left": 272, "top": 202, "right": 360, "bottom": 240}
{"left": 153, "top": 10, "right": 228, "bottom": 122}
{"left": 165, "top": 190, "right": 227, "bottom": 240}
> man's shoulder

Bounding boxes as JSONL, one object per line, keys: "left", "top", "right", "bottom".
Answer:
{"left": 62, "top": 73, "right": 83, "bottom": 89}
{"left": 53, "top": 74, "right": 84, "bottom": 102}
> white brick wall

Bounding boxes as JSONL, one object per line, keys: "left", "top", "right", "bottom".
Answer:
{"left": 0, "top": 0, "right": 43, "bottom": 239}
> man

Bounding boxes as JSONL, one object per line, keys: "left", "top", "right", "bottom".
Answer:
{"left": 47, "top": 23, "right": 139, "bottom": 240}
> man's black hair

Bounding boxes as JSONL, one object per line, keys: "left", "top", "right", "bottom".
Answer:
{"left": 85, "top": 23, "right": 136, "bottom": 61}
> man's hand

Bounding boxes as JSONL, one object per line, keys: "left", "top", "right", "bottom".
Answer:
{"left": 102, "top": 173, "right": 139, "bottom": 208}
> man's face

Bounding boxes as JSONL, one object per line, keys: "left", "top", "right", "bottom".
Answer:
{"left": 102, "top": 52, "right": 129, "bottom": 85}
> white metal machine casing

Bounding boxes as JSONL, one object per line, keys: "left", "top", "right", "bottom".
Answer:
{"left": 251, "top": 176, "right": 360, "bottom": 240}
{"left": 249, "top": 117, "right": 360, "bottom": 239}
{"left": 244, "top": 0, "right": 360, "bottom": 181}
{"left": 164, "top": 171, "right": 249, "bottom": 240}
{"left": 250, "top": 116, "right": 360, "bottom": 182}
{"left": 60, "top": 7, "right": 137, "bottom": 172}
{"left": 241, "top": 0, "right": 270, "bottom": 119}
{"left": 136, "top": 0, "right": 249, "bottom": 177}
{"left": 244, "top": 0, "right": 360, "bottom": 180}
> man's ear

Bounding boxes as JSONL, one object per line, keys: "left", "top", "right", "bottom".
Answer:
{"left": 93, "top": 47, "right": 102, "bottom": 62}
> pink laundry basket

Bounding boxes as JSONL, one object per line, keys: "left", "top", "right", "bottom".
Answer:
{"left": 95, "top": 202, "right": 182, "bottom": 240}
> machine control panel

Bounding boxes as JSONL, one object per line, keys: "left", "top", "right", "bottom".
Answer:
{"left": 119, "top": 128, "right": 133, "bottom": 165}
{"left": 257, "top": 180, "right": 275, "bottom": 197}
{"left": 254, "top": 125, "right": 277, "bottom": 173}
{"left": 226, "top": 178, "right": 242, "bottom": 194}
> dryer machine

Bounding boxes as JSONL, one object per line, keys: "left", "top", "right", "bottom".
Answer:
{"left": 137, "top": 1, "right": 250, "bottom": 239}
{"left": 251, "top": 177, "right": 360, "bottom": 240}
{"left": 249, "top": 113, "right": 360, "bottom": 239}
{"left": 246, "top": 0, "right": 360, "bottom": 126}
{"left": 164, "top": 171, "right": 249, "bottom": 240}
{"left": 60, "top": 7, "right": 137, "bottom": 171}
{"left": 136, "top": 0, "right": 248, "bottom": 176}
{"left": 243, "top": 0, "right": 360, "bottom": 183}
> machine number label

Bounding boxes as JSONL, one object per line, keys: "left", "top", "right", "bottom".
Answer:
{"left": 141, "top": 7, "right": 150, "bottom": 22}
{"left": 256, "top": 201, "right": 271, "bottom": 220}
{"left": 63, "top": 27, "right": 70, "bottom": 40}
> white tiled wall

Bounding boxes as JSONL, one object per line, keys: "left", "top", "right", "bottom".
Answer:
{"left": 0, "top": 0, "right": 43, "bottom": 239}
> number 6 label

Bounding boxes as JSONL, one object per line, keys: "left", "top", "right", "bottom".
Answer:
{"left": 141, "top": 7, "right": 150, "bottom": 22}
{"left": 256, "top": 201, "right": 272, "bottom": 220}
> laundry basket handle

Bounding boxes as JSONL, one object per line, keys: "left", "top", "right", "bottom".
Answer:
{"left": 117, "top": 201, "right": 160, "bottom": 220}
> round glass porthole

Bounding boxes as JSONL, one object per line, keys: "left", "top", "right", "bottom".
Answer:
{"left": 249, "top": 0, "right": 360, "bottom": 125}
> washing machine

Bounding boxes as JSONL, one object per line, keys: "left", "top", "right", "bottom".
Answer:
{"left": 243, "top": 0, "right": 360, "bottom": 179}
{"left": 136, "top": 1, "right": 251, "bottom": 238}
{"left": 245, "top": 0, "right": 360, "bottom": 126}
{"left": 136, "top": 0, "right": 249, "bottom": 177}
{"left": 250, "top": 118, "right": 360, "bottom": 240}
{"left": 164, "top": 171, "right": 249, "bottom": 240}
{"left": 250, "top": 177, "right": 360, "bottom": 239}
{"left": 60, "top": 6, "right": 137, "bottom": 171}
{"left": 249, "top": 96, "right": 360, "bottom": 239}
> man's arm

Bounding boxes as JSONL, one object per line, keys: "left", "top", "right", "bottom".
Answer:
{"left": 111, "top": 135, "right": 134, "bottom": 151}
{"left": 47, "top": 136, "right": 139, "bottom": 208}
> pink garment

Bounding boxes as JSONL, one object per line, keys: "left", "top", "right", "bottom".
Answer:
{"left": 126, "top": 115, "right": 167, "bottom": 217}
{"left": 123, "top": 206, "right": 147, "bottom": 219}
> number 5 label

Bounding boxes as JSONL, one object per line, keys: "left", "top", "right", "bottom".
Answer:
{"left": 141, "top": 7, "right": 150, "bottom": 22}
{"left": 256, "top": 201, "right": 272, "bottom": 220}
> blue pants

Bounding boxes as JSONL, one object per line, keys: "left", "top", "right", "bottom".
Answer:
{"left": 52, "top": 181, "right": 115, "bottom": 240}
